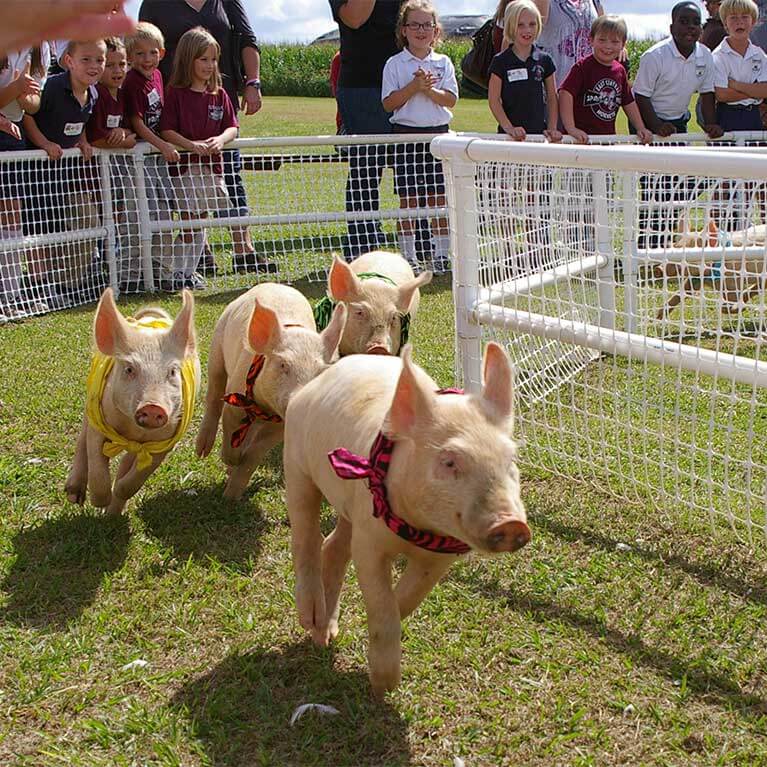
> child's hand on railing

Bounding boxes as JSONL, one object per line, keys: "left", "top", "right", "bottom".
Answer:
{"left": 636, "top": 127, "right": 653, "bottom": 145}
{"left": 544, "top": 128, "right": 563, "bottom": 143}
{"left": 0, "top": 115, "right": 20, "bottom": 141}
{"left": 43, "top": 140, "right": 63, "bottom": 160}
{"left": 160, "top": 141, "right": 180, "bottom": 163}
{"left": 203, "top": 135, "right": 226, "bottom": 154}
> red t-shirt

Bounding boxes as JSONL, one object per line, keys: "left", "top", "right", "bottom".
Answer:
{"left": 87, "top": 83, "right": 125, "bottom": 143}
{"left": 123, "top": 68, "right": 164, "bottom": 133}
{"left": 329, "top": 51, "right": 342, "bottom": 130}
{"left": 559, "top": 54, "right": 634, "bottom": 135}
{"left": 159, "top": 85, "right": 238, "bottom": 175}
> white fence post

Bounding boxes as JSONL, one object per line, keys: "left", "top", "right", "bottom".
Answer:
{"left": 622, "top": 170, "right": 638, "bottom": 334}
{"left": 131, "top": 144, "right": 155, "bottom": 293}
{"left": 593, "top": 169, "right": 615, "bottom": 330}
{"left": 98, "top": 152, "right": 118, "bottom": 296}
{"left": 443, "top": 151, "right": 483, "bottom": 393}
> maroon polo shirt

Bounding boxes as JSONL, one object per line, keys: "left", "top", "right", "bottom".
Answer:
{"left": 560, "top": 54, "right": 634, "bottom": 135}
{"left": 159, "top": 85, "right": 238, "bottom": 175}
{"left": 87, "top": 83, "right": 125, "bottom": 143}
{"left": 123, "top": 68, "right": 164, "bottom": 133}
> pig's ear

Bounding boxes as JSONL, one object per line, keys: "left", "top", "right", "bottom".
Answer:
{"left": 93, "top": 288, "right": 130, "bottom": 356}
{"left": 320, "top": 302, "right": 347, "bottom": 362}
{"left": 480, "top": 342, "right": 514, "bottom": 427}
{"left": 247, "top": 300, "right": 282, "bottom": 355}
{"left": 383, "top": 345, "right": 434, "bottom": 439}
{"left": 396, "top": 270, "right": 432, "bottom": 313}
{"left": 167, "top": 289, "right": 196, "bottom": 357}
{"left": 328, "top": 255, "right": 363, "bottom": 302}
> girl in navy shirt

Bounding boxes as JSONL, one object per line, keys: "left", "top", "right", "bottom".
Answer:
{"left": 488, "top": 0, "right": 561, "bottom": 141}
{"left": 159, "top": 26, "right": 238, "bottom": 290}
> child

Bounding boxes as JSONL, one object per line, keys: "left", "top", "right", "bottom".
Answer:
{"left": 159, "top": 26, "right": 238, "bottom": 290}
{"left": 634, "top": 2, "right": 721, "bottom": 137}
{"left": 559, "top": 15, "right": 653, "bottom": 144}
{"left": 712, "top": 0, "right": 767, "bottom": 132}
{"left": 0, "top": 44, "right": 48, "bottom": 317}
{"left": 22, "top": 39, "right": 105, "bottom": 307}
{"left": 488, "top": 0, "right": 561, "bottom": 141}
{"left": 381, "top": 0, "right": 458, "bottom": 271}
{"left": 86, "top": 37, "right": 140, "bottom": 293}
{"left": 123, "top": 22, "right": 178, "bottom": 289}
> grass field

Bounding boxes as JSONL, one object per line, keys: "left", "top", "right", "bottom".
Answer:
{"left": 2, "top": 98, "right": 767, "bottom": 767}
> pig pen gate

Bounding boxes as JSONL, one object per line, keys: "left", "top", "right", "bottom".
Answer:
{"left": 1, "top": 133, "right": 766, "bottom": 543}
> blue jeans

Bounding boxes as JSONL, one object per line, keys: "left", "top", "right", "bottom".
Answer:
{"left": 336, "top": 86, "right": 392, "bottom": 259}
{"left": 222, "top": 148, "right": 248, "bottom": 216}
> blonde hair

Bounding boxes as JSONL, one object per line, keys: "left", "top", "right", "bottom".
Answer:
{"left": 169, "top": 26, "right": 222, "bottom": 92}
{"left": 125, "top": 21, "right": 165, "bottom": 55}
{"left": 590, "top": 14, "right": 628, "bottom": 42}
{"left": 395, "top": 0, "right": 442, "bottom": 49}
{"left": 64, "top": 39, "right": 107, "bottom": 58}
{"left": 503, "top": 0, "right": 543, "bottom": 48}
{"left": 719, "top": 0, "right": 759, "bottom": 23}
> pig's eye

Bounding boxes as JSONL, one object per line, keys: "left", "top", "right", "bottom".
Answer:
{"left": 388, "top": 314, "right": 398, "bottom": 327}
{"left": 123, "top": 365, "right": 135, "bottom": 378}
{"left": 167, "top": 365, "right": 179, "bottom": 380}
{"left": 280, "top": 361, "right": 289, "bottom": 373}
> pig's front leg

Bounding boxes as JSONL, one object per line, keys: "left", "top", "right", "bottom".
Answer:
{"left": 109, "top": 450, "right": 167, "bottom": 514}
{"left": 322, "top": 515, "right": 352, "bottom": 640}
{"left": 285, "top": 462, "right": 328, "bottom": 644}
{"left": 86, "top": 425, "right": 113, "bottom": 508}
{"left": 353, "top": 533, "right": 401, "bottom": 698}
{"left": 64, "top": 414, "right": 90, "bottom": 504}
{"left": 394, "top": 553, "right": 456, "bottom": 620}
{"left": 224, "top": 422, "right": 284, "bottom": 500}
{"left": 196, "top": 343, "right": 227, "bottom": 458}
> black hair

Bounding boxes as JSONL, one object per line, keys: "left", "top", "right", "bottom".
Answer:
{"left": 671, "top": 1, "right": 702, "bottom": 21}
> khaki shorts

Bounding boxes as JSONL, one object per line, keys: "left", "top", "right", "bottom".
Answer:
{"left": 172, "top": 164, "right": 230, "bottom": 215}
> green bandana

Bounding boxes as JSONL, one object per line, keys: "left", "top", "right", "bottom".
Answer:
{"left": 313, "top": 271, "right": 410, "bottom": 351}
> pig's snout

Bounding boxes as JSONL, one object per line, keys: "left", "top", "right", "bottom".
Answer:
{"left": 486, "top": 520, "right": 531, "bottom": 552}
{"left": 366, "top": 344, "right": 391, "bottom": 356}
{"left": 135, "top": 404, "right": 169, "bottom": 429}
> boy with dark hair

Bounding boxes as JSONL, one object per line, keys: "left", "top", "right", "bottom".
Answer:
{"left": 559, "top": 15, "right": 653, "bottom": 143}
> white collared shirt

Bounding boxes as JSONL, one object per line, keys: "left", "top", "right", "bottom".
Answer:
{"left": 381, "top": 49, "right": 458, "bottom": 127}
{"left": 713, "top": 37, "right": 767, "bottom": 106}
{"left": 633, "top": 37, "right": 715, "bottom": 120}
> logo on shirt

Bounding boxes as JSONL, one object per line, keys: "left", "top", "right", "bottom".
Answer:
{"left": 531, "top": 63, "right": 545, "bottom": 82}
{"left": 696, "top": 65, "right": 705, "bottom": 78}
{"left": 583, "top": 77, "right": 620, "bottom": 121}
{"left": 208, "top": 104, "right": 224, "bottom": 121}
{"left": 753, "top": 59, "right": 762, "bottom": 75}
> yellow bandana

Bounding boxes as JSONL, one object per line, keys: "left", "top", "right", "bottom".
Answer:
{"left": 84, "top": 316, "right": 198, "bottom": 471}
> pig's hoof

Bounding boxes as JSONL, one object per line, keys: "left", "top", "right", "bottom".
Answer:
{"left": 311, "top": 626, "right": 331, "bottom": 647}
{"left": 106, "top": 497, "right": 126, "bottom": 515}
{"left": 222, "top": 481, "right": 245, "bottom": 501}
{"left": 327, "top": 619, "right": 340, "bottom": 641}
{"left": 90, "top": 490, "right": 113, "bottom": 508}
{"left": 64, "top": 482, "right": 87, "bottom": 505}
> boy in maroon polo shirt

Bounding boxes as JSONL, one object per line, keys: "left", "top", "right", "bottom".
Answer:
{"left": 87, "top": 37, "right": 142, "bottom": 293}
{"left": 123, "top": 22, "right": 177, "bottom": 287}
{"left": 560, "top": 16, "right": 653, "bottom": 143}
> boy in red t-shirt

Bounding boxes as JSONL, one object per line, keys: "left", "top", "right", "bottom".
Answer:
{"left": 559, "top": 16, "right": 653, "bottom": 143}
{"left": 122, "top": 22, "right": 177, "bottom": 287}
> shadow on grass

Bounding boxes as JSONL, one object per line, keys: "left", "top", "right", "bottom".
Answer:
{"left": 462, "top": 571, "right": 767, "bottom": 725}
{"left": 0, "top": 511, "right": 129, "bottom": 629}
{"left": 172, "top": 640, "right": 412, "bottom": 767}
{"left": 537, "top": 514, "right": 767, "bottom": 607}
{"left": 139, "top": 483, "right": 272, "bottom": 570}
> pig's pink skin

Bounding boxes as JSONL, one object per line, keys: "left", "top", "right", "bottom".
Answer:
{"left": 328, "top": 251, "right": 432, "bottom": 357}
{"left": 65, "top": 288, "right": 199, "bottom": 515}
{"left": 283, "top": 342, "right": 528, "bottom": 697}
{"left": 196, "top": 282, "right": 347, "bottom": 500}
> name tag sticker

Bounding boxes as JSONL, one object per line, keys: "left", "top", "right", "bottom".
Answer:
{"left": 64, "top": 122, "right": 84, "bottom": 137}
{"left": 147, "top": 88, "right": 160, "bottom": 106}
{"left": 106, "top": 114, "right": 122, "bottom": 128}
{"left": 507, "top": 68, "right": 529, "bottom": 83}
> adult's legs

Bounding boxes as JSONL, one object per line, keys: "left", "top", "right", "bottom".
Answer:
{"left": 336, "top": 87, "right": 392, "bottom": 261}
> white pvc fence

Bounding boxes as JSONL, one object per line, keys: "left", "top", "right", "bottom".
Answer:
{"left": 0, "top": 135, "right": 453, "bottom": 321}
{"left": 433, "top": 134, "right": 767, "bottom": 542}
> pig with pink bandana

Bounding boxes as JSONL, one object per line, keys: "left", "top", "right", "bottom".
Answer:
{"left": 283, "top": 342, "right": 530, "bottom": 696}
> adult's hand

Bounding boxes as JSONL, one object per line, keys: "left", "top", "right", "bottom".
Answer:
{"left": 241, "top": 85, "right": 263, "bottom": 116}
{"left": 0, "top": 1, "right": 135, "bottom": 56}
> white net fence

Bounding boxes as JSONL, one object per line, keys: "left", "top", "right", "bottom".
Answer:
{"left": 434, "top": 134, "right": 767, "bottom": 543}
{"left": 0, "top": 135, "right": 451, "bottom": 321}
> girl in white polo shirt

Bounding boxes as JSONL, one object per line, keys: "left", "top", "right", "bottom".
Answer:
{"left": 382, "top": 0, "right": 458, "bottom": 272}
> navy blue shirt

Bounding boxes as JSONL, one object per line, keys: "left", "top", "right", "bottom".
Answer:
{"left": 329, "top": 0, "right": 403, "bottom": 88}
{"left": 489, "top": 45, "right": 555, "bottom": 134}
{"left": 31, "top": 72, "right": 98, "bottom": 148}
